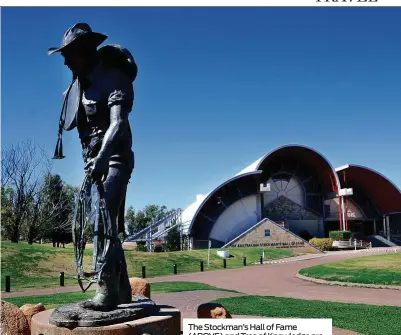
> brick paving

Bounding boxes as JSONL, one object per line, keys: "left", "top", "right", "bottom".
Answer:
{"left": 4, "top": 249, "right": 398, "bottom": 335}
{"left": 3, "top": 248, "right": 401, "bottom": 306}
{"left": 147, "top": 248, "right": 401, "bottom": 307}
{"left": 3, "top": 247, "right": 399, "bottom": 300}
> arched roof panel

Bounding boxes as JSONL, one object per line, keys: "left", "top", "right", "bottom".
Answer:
{"left": 254, "top": 144, "right": 341, "bottom": 196}
{"left": 184, "top": 171, "right": 262, "bottom": 235}
{"left": 183, "top": 145, "right": 342, "bottom": 236}
{"left": 335, "top": 164, "right": 401, "bottom": 214}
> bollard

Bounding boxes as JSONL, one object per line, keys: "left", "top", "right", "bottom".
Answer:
{"left": 60, "top": 272, "right": 65, "bottom": 287}
{"left": 243, "top": 257, "right": 246, "bottom": 266}
{"left": 200, "top": 261, "right": 204, "bottom": 272}
{"left": 260, "top": 255, "right": 263, "bottom": 264}
{"left": 142, "top": 265, "right": 146, "bottom": 278}
{"left": 173, "top": 264, "right": 177, "bottom": 275}
{"left": 5, "top": 276, "right": 10, "bottom": 292}
{"left": 223, "top": 259, "right": 227, "bottom": 269}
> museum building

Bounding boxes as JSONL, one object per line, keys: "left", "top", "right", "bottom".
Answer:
{"left": 178, "top": 145, "right": 401, "bottom": 249}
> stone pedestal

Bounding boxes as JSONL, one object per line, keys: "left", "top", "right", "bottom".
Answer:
{"left": 49, "top": 296, "right": 158, "bottom": 328}
{"left": 31, "top": 306, "right": 180, "bottom": 335}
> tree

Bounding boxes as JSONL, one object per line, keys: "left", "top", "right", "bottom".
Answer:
{"left": 125, "top": 204, "right": 172, "bottom": 235}
{"left": 165, "top": 226, "right": 181, "bottom": 251}
{"left": 144, "top": 204, "right": 169, "bottom": 223}
{"left": 1, "top": 140, "right": 51, "bottom": 243}
{"left": 125, "top": 206, "right": 136, "bottom": 235}
{"left": 125, "top": 204, "right": 180, "bottom": 252}
{"left": 1, "top": 187, "right": 14, "bottom": 239}
{"left": 34, "top": 174, "right": 77, "bottom": 246}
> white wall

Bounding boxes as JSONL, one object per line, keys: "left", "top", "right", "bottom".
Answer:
{"left": 209, "top": 195, "right": 259, "bottom": 244}
{"left": 263, "top": 176, "right": 305, "bottom": 206}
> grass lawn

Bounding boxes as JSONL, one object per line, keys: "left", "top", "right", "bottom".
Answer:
{"left": 299, "top": 253, "right": 401, "bottom": 286}
{"left": 213, "top": 295, "right": 401, "bottom": 335}
{"left": 3, "top": 281, "right": 236, "bottom": 309}
{"left": 1, "top": 241, "right": 299, "bottom": 291}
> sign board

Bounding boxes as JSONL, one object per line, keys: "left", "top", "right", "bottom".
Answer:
{"left": 260, "top": 182, "right": 271, "bottom": 192}
{"left": 232, "top": 241, "right": 306, "bottom": 248}
{"left": 339, "top": 188, "right": 353, "bottom": 196}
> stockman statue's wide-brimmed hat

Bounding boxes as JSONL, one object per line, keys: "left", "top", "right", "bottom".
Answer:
{"left": 48, "top": 22, "right": 108, "bottom": 55}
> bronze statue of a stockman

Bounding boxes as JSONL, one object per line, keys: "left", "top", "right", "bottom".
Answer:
{"left": 48, "top": 23, "right": 137, "bottom": 311}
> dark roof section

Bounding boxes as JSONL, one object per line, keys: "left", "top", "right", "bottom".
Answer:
{"left": 256, "top": 145, "right": 341, "bottom": 196}
{"left": 336, "top": 164, "right": 401, "bottom": 214}
{"left": 188, "top": 171, "right": 262, "bottom": 238}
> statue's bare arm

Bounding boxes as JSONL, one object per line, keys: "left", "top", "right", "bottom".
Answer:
{"left": 87, "top": 70, "right": 133, "bottom": 181}
{"left": 98, "top": 105, "right": 129, "bottom": 161}
{"left": 88, "top": 104, "right": 129, "bottom": 181}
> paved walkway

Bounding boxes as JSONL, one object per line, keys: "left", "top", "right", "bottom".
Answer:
{"left": 0, "top": 253, "right": 326, "bottom": 298}
{"left": 1, "top": 248, "right": 401, "bottom": 306}
{"left": 147, "top": 248, "right": 401, "bottom": 307}
{"left": 4, "top": 248, "right": 399, "bottom": 335}
{"left": 2, "top": 247, "right": 401, "bottom": 307}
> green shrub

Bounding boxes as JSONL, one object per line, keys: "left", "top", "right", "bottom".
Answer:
{"left": 136, "top": 241, "right": 148, "bottom": 252}
{"left": 165, "top": 226, "right": 181, "bottom": 251}
{"left": 309, "top": 238, "right": 334, "bottom": 251}
{"left": 329, "top": 230, "right": 353, "bottom": 241}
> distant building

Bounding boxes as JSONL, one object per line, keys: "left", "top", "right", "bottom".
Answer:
{"left": 178, "top": 144, "right": 401, "bottom": 249}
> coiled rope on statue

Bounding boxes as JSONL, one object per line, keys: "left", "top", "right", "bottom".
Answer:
{"left": 72, "top": 172, "right": 114, "bottom": 292}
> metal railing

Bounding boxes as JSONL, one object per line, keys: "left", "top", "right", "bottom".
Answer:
{"left": 123, "top": 210, "right": 195, "bottom": 251}
{"left": 125, "top": 209, "right": 183, "bottom": 242}
{"left": 334, "top": 239, "right": 372, "bottom": 250}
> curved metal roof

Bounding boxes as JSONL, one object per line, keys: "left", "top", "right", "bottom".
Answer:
{"left": 235, "top": 144, "right": 340, "bottom": 187}
{"left": 182, "top": 144, "right": 342, "bottom": 235}
{"left": 182, "top": 171, "right": 262, "bottom": 235}
{"left": 254, "top": 144, "right": 342, "bottom": 195}
{"left": 335, "top": 164, "right": 401, "bottom": 214}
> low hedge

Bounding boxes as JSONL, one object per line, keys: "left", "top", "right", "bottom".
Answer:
{"left": 309, "top": 238, "right": 334, "bottom": 251}
{"left": 329, "top": 230, "right": 353, "bottom": 241}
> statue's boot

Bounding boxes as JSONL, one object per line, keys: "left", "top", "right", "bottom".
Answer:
{"left": 81, "top": 243, "right": 131, "bottom": 310}
{"left": 80, "top": 242, "right": 121, "bottom": 311}
{"left": 80, "top": 267, "right": 120, "bottom": 311}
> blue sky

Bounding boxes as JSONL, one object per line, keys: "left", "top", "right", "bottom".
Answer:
{"left": 2, "top": 7, "right": 401, "bottom": 212}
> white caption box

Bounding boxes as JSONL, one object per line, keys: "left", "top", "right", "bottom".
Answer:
{"left": 183, "top": 318, "right": 332, "bottom": 335}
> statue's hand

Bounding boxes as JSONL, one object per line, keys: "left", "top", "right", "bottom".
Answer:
{"left": 85, "top": 155, "right": 109, "bottom": 183}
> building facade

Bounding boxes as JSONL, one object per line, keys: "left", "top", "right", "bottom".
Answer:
{"left": 179, "top": 145, "right": 401, "bottom": 249}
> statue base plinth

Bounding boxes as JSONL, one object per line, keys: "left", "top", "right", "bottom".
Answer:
{"left": 31, "top": 300, "right": 180, "bottom": 335}
{"left": 49, "top": 296, "right": 157, "bottom": 328}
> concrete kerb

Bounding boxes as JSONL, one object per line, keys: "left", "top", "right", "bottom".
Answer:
{"left": 252, "top": 253, "right": 325, "bottom": 265}
{"left": 295, "top": 272, "right": 401, "bottom": 291}
{"left": 293, "top": 246, "right": 401, "bottom": 291}
{"left": 252, "top": 246, "right": 401, "bottom": 265}
{"left": 324, "top": 246, "right": 401, "bottom": 255}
